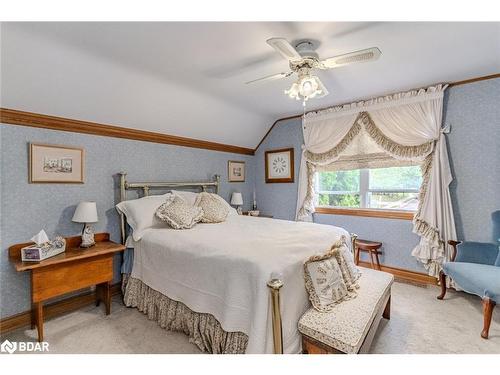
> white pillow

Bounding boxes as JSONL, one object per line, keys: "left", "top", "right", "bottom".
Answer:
{"left": 116, "top": 193, "right": 172, "bottom": 241}
{"left": 170, "top": 190, "right": 199, "bottom": 206}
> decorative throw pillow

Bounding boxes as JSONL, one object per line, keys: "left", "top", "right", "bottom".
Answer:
{"left": 331, "top": 236, "right": 361, "bottom": 290}
{"left": 194, "top": 192, "right": 230, "bottom": 223}
{"left": 155, "top": 195, "right": 203, "bottom": 229}
{"left": 303, "top": 250, "right": 349, "bottom": 312}
{"left": 115, "top": 193, "right": 172, "bottom": 241}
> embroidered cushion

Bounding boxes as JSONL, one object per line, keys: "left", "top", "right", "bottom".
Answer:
{"left": 194, "top": 192, "right": 230, "bottom": 223}
{"left": 303, "top": 249, "right": 349, "bottom": 312}
{"left": 155, "top": 195, "right": 203, "bottom": 229}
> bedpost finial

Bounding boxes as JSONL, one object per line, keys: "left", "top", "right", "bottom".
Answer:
{"left": 267, "top": 272, "right": 284, "bottom": 289}
{"left": 267, "top": 279, "right": 284, "bottom": 290}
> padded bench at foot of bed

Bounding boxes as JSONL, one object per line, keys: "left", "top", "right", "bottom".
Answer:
{"left": 298, "top": 267, "right": 394, "bottom": 354}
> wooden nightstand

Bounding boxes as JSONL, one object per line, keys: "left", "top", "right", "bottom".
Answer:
{"left": 8, "top": 232, "right": 125, "bottom": 342}
{"left": 242, "top": 212, "right": 274, "bottom": 218}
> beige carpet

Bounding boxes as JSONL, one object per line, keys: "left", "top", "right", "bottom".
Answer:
{"left": 2, "top": 281, "right": 499, "bottom": 354}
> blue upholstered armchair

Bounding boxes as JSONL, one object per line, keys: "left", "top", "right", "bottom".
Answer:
{"left": 437, "top": 211, "right": 500, "bottom": 339}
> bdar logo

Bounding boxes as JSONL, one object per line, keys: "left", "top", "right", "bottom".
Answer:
{"left": 1, "top": 339, "right": 17, "bottom": 354}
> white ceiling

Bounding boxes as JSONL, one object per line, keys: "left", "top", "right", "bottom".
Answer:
{"left": 1, "top": 22, "right": 499, "bottom": 148}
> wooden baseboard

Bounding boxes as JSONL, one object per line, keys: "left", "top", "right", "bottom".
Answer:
{"left": 358, "top": 261, "right": 438, "bottom": 286}
{"left": 0, "top": 283, "right": 121, "bottom": 335}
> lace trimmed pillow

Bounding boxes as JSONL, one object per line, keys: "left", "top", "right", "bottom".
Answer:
{"left": 194, "top": 192, "right": 229, "bottom": 223}
{"left": 155, "top": 195, "right": 203, "bottom": 229}
{"left": 330, "top": 236, "right": 362, "bottom": 291}
{"left": 303, "top": 248, "right": 349, "bottom": 312}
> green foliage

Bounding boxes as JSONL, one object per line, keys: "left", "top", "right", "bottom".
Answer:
{"left": 318, "top": 170, "right": 360, "bottom": 207}
{"left": 319, "top": 193, "right": 360, "bottom": 207}
{"left": 319, "top": 170, "right": 359, "bottom": 192}
{"left": 317, "top": 165, "right": 422, "bottom": 209}
{"left": 370, "top": 166, "right": 422, "bottom": 190}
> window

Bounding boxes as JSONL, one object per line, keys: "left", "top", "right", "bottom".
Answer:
{"left": 315, "top": 166, "right": 422, "bottom": 212}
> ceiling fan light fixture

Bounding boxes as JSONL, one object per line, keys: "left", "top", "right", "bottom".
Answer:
{"left": 249, "top": 37, "right": 379, "bottom": 106}
{"left": 285, "top": 74, "right": 328, "bottom": 103}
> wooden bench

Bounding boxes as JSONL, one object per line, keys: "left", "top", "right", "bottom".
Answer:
{"left": 299, "top": 267, "right": 393, "bottom": 354}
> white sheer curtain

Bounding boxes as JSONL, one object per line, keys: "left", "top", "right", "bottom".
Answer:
{"left": 295, "top": 85, "right": 456, "bottom": 277}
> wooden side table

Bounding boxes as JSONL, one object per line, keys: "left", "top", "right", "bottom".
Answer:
{"left": 354, "top": 239, "right": 383, "bottom": 271}
{"left": 242, "top": 212, "right": 274, "bottom": 218}
{"left": 9, "top": 232, "right": 125, "bottom": 342}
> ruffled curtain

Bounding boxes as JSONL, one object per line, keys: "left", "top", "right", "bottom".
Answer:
{"left": 295, "top": 85, "right": 456, "bottom": 277}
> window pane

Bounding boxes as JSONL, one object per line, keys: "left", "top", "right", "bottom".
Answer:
{"left": 318, "top": 170, "right": 360, "bottom": 192}
{"left": 318, "top": 193, "right": 361, "bottom": 208}
{"left": 369, "top": 166, "right": 422, "bottom": 190}
{"left": 368, "top": 192, "right": 419, "bottom": 210}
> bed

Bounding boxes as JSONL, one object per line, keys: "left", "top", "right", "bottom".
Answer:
{"left": 117, "top": 172, "right": 352, "bottom": 354}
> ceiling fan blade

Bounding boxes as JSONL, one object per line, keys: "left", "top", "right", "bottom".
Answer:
{"left": 319, "top": 47, "right": 381, "bottom": 69}
{"left": 266, "top": 38, "right": 303, "bottom": 62}
{"left": 245, "top": 71, "right": 293, "bottom": 85}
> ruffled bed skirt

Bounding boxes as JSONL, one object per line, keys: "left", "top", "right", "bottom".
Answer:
{"left": 123, "top": 276, "right": 248, "bottom": 354}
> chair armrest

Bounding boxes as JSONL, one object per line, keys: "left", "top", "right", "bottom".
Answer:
{"left": 450, "top": 241, "right": 498, "bottom": 265}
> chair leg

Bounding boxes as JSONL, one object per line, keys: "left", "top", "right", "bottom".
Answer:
{"left": 481, "top": 298, "right": 496, "bottom": 339}
{"left": 375, "top": 252, "right": 381, "bottom": 271}
{"left": 437, "top": 271, "right": 447, "bottom": 300}
{"left": 369, "top": 251, "right": 376, "bottom": 269}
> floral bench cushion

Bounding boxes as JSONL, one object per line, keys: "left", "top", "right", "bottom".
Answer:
{"left": 298, "top": 267, "right": 394, "bottom": 354}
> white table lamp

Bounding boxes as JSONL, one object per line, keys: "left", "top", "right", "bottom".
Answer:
{"left": 72, "top": 201, "right": 98, "bottom": 248}
{"left": 231, "top": 192, "right": 243, "bottom": 215}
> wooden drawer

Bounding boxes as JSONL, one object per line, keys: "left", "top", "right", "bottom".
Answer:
{"left": 31, "top": 254, "right": 113, "bottom": 302}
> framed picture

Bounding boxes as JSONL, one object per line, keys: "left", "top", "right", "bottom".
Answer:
{"left": 228, "top": 160, "right": 245, "bottom": 182}
{"left": 29, "top": 143, "right": 85, "bottom": 183}
{"left": 265, "top": 147, "right": 294, "bottom": 183}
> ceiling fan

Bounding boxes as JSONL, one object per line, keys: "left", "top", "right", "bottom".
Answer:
{"left": 246, "top": 38, "right": 381, "bottom": 105}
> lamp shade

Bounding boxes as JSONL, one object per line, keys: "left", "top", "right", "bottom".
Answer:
{"left": 72, "top": 201, "right": 98, "bottom": 223}
{"left": 230, "top": 192, "right": 243, "bottom": 206}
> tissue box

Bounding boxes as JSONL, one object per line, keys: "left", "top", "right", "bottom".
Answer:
{"left": 21, "top": 237, "right": 66, "bottom": 262}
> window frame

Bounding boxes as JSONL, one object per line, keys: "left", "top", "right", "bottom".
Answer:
{"left": 314, "top": 167, "right": 420, "bottom": 220}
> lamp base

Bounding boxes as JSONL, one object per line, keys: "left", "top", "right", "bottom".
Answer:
{"left": 237, "top": 206, "right": 243, "bottom": 215}
{"left": 80, "top": 223, "right": 96, "bottom": 248}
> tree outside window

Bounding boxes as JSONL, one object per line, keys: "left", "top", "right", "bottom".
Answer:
{"left": 316, "top": 166, "right": 422, "bottom": 211}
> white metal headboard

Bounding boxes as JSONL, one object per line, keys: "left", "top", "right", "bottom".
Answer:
{"left": 117, "top": 172, "right": 220, "bottom": 244}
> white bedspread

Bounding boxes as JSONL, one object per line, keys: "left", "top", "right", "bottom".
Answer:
{"left": 130, "top": 215, "right": 348, "bottom": 353}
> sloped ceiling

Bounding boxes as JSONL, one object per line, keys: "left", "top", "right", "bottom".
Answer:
{"left": 1, "top": 22, "right": 499, "bottom": 148}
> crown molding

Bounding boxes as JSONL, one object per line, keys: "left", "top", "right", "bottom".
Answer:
{"left": 0, "top": 108, "right": 255, "bottom": 156}
{"left": 447, "top": 73, "right": 500, "bottom": 87}
{"left": 254, "top": 73, "right": 500, "bottom": 151}
{"left": 1, "top": 72, "right": 497, "bottom": 155}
